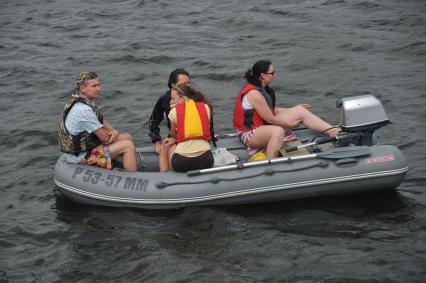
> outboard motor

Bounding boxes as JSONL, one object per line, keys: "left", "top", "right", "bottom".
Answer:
{"left": 336, "top": 95, "right": 390, "bottom": 146}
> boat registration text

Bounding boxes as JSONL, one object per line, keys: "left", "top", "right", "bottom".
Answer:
{"left": 71, "top": 167, "right": 149, "bottom": 192}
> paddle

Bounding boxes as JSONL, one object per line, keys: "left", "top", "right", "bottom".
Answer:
{"left": 286, "top": 133, "right": 361, "bottom": 152}
{"left": 187, "top": 146, "right": 371, "bottom": 176}
{"left": 215, "top": 132, "right": 239, "bottom": 139}
{"left": 216, "top": 127, "right": 309, "bottom": 140}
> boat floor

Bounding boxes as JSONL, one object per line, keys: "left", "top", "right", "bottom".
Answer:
{"left": 114, "top": 138, "right": 337, "bottom": 173}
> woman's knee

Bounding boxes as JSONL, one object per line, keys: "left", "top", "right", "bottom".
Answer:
{"left": 270, "top": 126, "right": 285, "bottom": 139}
{"left": 293, "top": 104, "right": 309, "bottom": 116}
{"left": 158, "top": 144, "right": 169, "bottom": 156}
{"left": 249, "top": 126, "right": 283, "bottom": 146}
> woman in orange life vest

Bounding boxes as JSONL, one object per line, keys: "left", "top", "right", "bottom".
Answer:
{"left": 233, "top": 60, "right": 340, "bottom": 159}
{"left": 158, "top": 85, "right": 214, "bottom": 172}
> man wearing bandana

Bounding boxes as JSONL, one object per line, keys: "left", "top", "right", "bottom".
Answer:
{"left": 58, "top": 72, "right": 137, "bottom": 171}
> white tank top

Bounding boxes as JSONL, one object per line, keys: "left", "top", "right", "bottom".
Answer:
{"left": 242, "top": 95, "right": 253, "bottom": 110}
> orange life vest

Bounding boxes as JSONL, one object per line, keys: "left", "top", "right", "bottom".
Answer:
{"left": 175, "top": 99, "right": 212, "bottom": 143}
{"left": 233, "top": 83, "right": 275, "bottom": 132}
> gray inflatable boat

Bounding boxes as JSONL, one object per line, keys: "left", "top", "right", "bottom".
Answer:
{"left": 54, "top": 95, "right": 408, "bottom": 209}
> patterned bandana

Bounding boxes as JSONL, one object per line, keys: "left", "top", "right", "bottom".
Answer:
{"left": 76, "top": 72, "right": 95, "bottom": 87}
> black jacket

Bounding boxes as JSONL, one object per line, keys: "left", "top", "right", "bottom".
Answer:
{"left": 148, "top": 91, "right": 171, "bottom": 144}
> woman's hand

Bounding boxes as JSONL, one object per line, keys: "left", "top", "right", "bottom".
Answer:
{"left": 155, "top": 140, "right": 162, "bottom": 154}
{"left": 162, "top": 137, "right": 176, "bottom": 148}
{"left": 299, "top": 103, "right": 312, "bottom": 109}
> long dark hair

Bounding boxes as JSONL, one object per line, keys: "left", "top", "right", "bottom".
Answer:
{"left": 168, "top": 68, "right": 189, "bottom": 89}
{"left": 244, "top": 60, "right": 271, "bottom": 87}
{"left": 174, "top": 84, "right": 217, "bottom": 145}
{"left": 175, "top": 85, "right": 213, "bottom": 115}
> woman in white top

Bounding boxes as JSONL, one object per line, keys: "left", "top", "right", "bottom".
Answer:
{"left": 233, "top": 60, "right": 340, "bottom": 158}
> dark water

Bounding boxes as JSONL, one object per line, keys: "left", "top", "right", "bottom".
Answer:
{"left": 1, "top": 0, "right": 425, "bottom": 281}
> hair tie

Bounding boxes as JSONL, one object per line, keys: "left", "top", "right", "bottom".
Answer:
{"left": 173, "top": 85, "right": 184, "bottom": 96}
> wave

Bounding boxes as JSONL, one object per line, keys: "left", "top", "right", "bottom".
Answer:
{"left": 403, "top": 177, "right": 426, "bottom": 184}
{"left": 108, "top": 55, "right": 174, "bottom": 64}
{"left": 2, "top": 129, "right": 58, "bottom": 148}
{"left": 269, "top": 10, "right": 304, "bottom": 18}
{"left": 321, "top": 0, "right": 346, "bottom": 6}
{"left": 351, "top": 1, "right": 380, "bottom": 10}
{"left": 196, "top": 73, "right": 238, "bottom": 82}
{"left": 392, "top": 41, "right": 426, "bottom": 57}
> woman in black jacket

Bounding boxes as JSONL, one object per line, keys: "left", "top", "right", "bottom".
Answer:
{"left": 148, "top": 68, "right": 191, "bottom": 153}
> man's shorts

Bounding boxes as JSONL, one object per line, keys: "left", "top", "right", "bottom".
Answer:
{"left": 87, "top": 144, "right": 113, "bottom": 169}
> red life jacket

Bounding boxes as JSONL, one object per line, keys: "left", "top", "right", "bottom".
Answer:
{"left": 233, "top": 83, "right": 275, "bottom": 132}
{"left": 175, "top": 99, "right": 212, "bottom": 143}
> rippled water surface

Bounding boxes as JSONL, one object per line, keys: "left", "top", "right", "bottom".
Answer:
{"left": 1, "top": 0, "right": 425, "bottom": 282}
